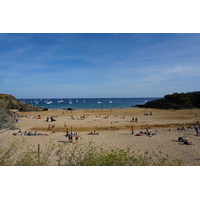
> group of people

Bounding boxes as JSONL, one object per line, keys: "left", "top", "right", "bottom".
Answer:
{"left": 13, "top": 130, "right": 48, "bottom": 136}
{"left": 131, "top": 117, "right": 138, "bottom": 123}
{"left": 144, "top": 110, "right": 152, "bottom": 116}
{"left": 11, "top": 116, "right": 20, "bottom": 122}
{"left": 134, "top": 128, "right": 159, "bottom": 136}
{"left": 47, "top": 124, "right": 57, "bottom": 130}
{"left": 65, "top": 131, "right": 80, "bottom": 143}
{"left": 177, "top": 127, "right": 187, "bottom": 131}
{"left": 46, "top": 116, "right": 57, "bottom": 122}
{"left": 88, "top": 131, "right": 99, "bottom": 135}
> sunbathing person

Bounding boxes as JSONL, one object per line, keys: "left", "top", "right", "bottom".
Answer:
{"left": 178, "top": 137, "right": 194, "bottom": 145}
{"left": 183, "top": 139, "right": 194, "bottom": 145}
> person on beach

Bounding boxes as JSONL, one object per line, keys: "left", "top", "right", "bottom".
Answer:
{"left": 195, "top": 127, "right": 200, "bottom": 135}
{"left": 75, "top": 133, "right": 80, "bottom": 143}
{"left": 183, "top": 139, "right": 194, "bottom": 145}
{"left": 155, "top": 128, "right": 159, "bottom": 133}
{"left": 131, "top": 128, "right": 134, "bottom": 135}
{"left": 68, "top": 133, "right": 73, "bottom": 143}
{"left": 66, "top": 130, "right": 69, "bottom": 137}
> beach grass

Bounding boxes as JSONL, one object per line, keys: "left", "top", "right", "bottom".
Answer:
{"left": 0, "top": 139, "right": 183, "bottom": 166}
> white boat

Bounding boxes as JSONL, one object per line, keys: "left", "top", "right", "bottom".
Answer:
{"left": 76, "top": 98, "right": 78, "bottom": 102}
{"left": 34, "top": 99, "right": 39, "bottom": 104}
{"left": 97, "top": 99, "right": 101, "bottom": 103}
{"left": 68, "top": 99, "right": 73, "bottom": 104}
{"left": 58, "top": 98, "right": 64, "bottom": 103}
{"left": 46, "top": 98, "right": 52, "bottom": 104}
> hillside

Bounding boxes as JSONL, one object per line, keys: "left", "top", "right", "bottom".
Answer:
{"left": 0, "top": 93, "right": 48, "bottom": 130}
{"left": 0, "top": 94, "right": 48, "bottom": 111}
{"left": 136, "top": 91, "right": 200, "bottom": 109}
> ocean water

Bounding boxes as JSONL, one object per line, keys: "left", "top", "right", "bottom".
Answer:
{"left": 18, "top": 98, "right": 159, "bottom": 110}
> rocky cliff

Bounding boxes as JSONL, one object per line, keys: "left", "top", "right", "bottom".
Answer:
{"left": 0, "top": 94, "right": 47, "bottom": 112}
{"left": 135, "top": 98, "right": 186, "bottom": 109}
{"left": 0, "top": 94, "right": 48, "bottom": 130}
{"left": 135, "top": 91, "right": 200, "bottom": 109}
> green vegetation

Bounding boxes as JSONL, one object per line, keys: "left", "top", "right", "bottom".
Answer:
{"left": 0, "top": 138, "right": 182, "bottom": 166}
{"left": 164, "top": 91, "right": 200, "bottom": 108}
{"left": 137, "top": 91, "right": 200, "bottom": 109}
{"left": 66, "top": 108, "right": 75, "bottom": 111}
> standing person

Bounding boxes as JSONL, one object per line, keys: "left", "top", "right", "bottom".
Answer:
{"left": 68, "top": 132, "right": 73, "bottom": 143}
{"left": 135, "top": 117, "right": 138, "bottom": 123}
{"left": 131, "top": 127, "right": 134, "bottom": 135}
{"left": 66, "top": 129, "right": 69, "bottom": 137}
{"left": 75, "top": 133, "right": 80, "bottom": 143}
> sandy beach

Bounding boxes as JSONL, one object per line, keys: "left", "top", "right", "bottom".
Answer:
{"left": 2, "top": 108, "right": 200, "bottom": 165}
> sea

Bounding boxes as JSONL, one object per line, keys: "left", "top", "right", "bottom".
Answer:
{"left": 18, "top": 98, "right": 160, "bottom": 110}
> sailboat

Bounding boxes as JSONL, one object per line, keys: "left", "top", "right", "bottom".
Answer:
{"left": 34, "top": 99, "right": 39, "bottom": 104}
{"left": 76, "top": 98, "right": 78, "bottom": 102}
{"left": 58, "top": 98, "right": 64, "bottom": 103}
{"left": 97, "top": 98, "right": 101, "bottom": 103}
{"left": 46, "top": 98, "right": 52, "bottom": 104}
{"left": 109, "top": 99, "right": 112, "bottom": 103}
{"left": 68, "top": 99, "right": 73, "bottom": 104}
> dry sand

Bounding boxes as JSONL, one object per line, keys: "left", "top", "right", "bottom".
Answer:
{"left": 2, "top": 108, "right": 200, "bottom": 165}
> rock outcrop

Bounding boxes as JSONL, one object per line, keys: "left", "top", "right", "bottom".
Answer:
{"left": 0, "top": 94, "right": 47, "bottom": 112}
{"left": 135, "top": 91, "right": 200, "bottom": 109}
{"left": 0, "top": 108, "right": 19, "bottom": 130}
{"left": 0, "top": 93, "right": 48, "bottom": 130}
{"left": 135, "top": 98, "right": 186, "bottom": 109}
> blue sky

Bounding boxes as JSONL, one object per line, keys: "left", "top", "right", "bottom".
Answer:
{"left": 1, "top": 33, "right": 200, "bottom": 98}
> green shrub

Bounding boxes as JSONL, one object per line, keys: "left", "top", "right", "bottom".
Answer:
{"left": 0, "top": 139, "right": 183, "bottom": 166}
